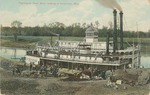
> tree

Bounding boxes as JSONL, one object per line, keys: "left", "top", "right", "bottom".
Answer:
{"left": 49, "top": 22, "right": 65, "bottom": 35}
{"left": 11, "top": 20, "right": 22, "bottom": 41}
{"left": 108, "top": 21, "right": 113, "bottom": 29}
{"left": 71, "top": 23, "right": 85, "bottom": 37}
{"left": 95, "top": 20, "right": 100, "bottom": 28}
{"left": 62, "top": 26, "right": 73, "bottom": 36}
{"left": 0, "top": 21, "right": 146, "bottom": 38}
{"left": 82, "top": 23, "right": 87, "bottom": 29}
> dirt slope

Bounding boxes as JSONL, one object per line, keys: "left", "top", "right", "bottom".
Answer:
{"left": 0, "top": 58, "right": 150, "bottom": 95}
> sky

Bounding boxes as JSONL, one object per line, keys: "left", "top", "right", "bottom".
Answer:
{"left": 0, "top": 0, "right": 150, "bottom": 32}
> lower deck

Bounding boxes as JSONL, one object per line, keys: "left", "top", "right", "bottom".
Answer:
{"left": 25, "top": 55, "right": 131, "bottom": 71}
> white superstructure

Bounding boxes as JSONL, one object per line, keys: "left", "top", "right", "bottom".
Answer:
{"left": 25, "top": 25, "right": 141, "bottom": 69}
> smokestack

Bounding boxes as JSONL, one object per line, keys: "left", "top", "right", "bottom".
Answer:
{"left": 113, "top": 9, "right": 117, "bottom": 53}
{"left": 120, "top": 11, "right": 124, "bottom": 50}
{"left": 106, "top": 32, "right": 110, "bottom": 55}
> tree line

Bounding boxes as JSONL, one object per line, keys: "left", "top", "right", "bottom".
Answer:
{"left": 1, "top": 21, "right": 150, "bottom": 39}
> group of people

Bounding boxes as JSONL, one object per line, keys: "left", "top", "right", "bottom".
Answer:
{"left": 12, "top": 65, "right": 21, "bottom": 76}
{"left": 29, "top": 62, "right": 59, "bottom": 77}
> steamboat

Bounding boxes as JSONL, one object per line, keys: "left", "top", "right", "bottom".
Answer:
{"left": 25, "top": 10, "right": 141, "bottom": 72}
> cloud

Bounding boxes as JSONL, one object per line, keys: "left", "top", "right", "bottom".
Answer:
{"left": 120, "top": 0, "right": 150, "bottom": 32}
{"left": 0, "top": 0, "right": 95, "bottom": 27}
{"left": 48, "top": 0, "right": 95, "bottom": 25}
{"left": 0, "top": 0, "right": 149, "bottom": 32}
{"left": 0, "top": 5, "right": 38, "bottom": 26}
{"left": 93, "top": 0, "right": 150, "bottom": 32}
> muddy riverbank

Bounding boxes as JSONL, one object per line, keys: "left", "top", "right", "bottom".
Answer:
{"left": 0, "top": 57, "right": 150, "bottom": 95}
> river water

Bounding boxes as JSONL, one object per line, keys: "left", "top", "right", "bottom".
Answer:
{"left": 0, "top": 47, "right": 26, "bottom": 61}
{"left": 0, "top": 47, "right": 150, "bottom": 68}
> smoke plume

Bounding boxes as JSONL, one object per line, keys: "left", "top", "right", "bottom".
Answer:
{"left": 96, "top": 0, "right": 122, "bottom": 11}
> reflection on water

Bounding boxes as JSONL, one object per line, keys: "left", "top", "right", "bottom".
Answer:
{"left": 141, "top": 56, "right": 150, "bottom": 68}
{"left": 0, "top": 47, "right": 26, "bottom": 61}
{"left": 0, "top": 47, "right": 150, "bottom": 68}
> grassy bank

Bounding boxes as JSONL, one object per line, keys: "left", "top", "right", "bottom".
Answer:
{"left": 1, "top": 36, "right": 150, "bottom": 52}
